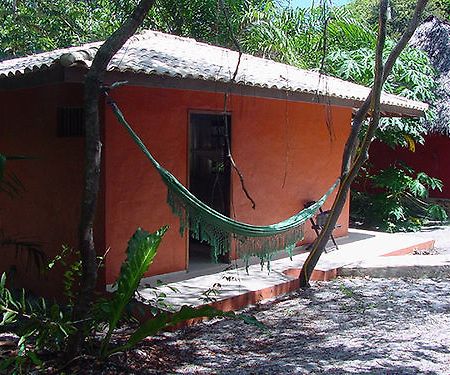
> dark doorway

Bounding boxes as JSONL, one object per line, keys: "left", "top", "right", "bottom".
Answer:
{"left": 189, "top": 113, "right": 231, "bottom": 265}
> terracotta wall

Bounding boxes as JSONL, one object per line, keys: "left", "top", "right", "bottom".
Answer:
{"left": 369, "top": 135, "right": 450, "bottom": 199}
{"left": 0, "top": 83, "right": 105, "bottom": 297}
{"left": 0, "top": 81, "right": 352, "bottom": 291}
{"left": 104, "top": 86, "right": 351, "bottom": 284}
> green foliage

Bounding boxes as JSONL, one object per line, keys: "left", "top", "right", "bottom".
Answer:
{"left": 139, "top": 280, "right": 180, "bottom": 316}
{"left": 352, "top": 163, "right": 448, "bottom": 231}
{"left": 47, "top": 245, "right": 83, "bottom": 304}
{"left": 1, "top": 226, "right": 263, "bottom": 370}
{"left": 96, "top": 226, "right": 263, "bottom": 358}
{"left": 146, "top": 0, "right": 259, "bottom": 47}
{"left": 0, "top": 0, "right": 119, "bottom": 59}
{"left": 0, "top": 273, "right": 75, "bottom": 373}
{"left": 0, "top": 0, "right": 269, "bottom": 59}
{"left": 97, "top": 226, "right": 168, "bottom": 357}
{"left": 240, "top": 3, "right": 327, "bottom": 68}
{"left": 345, "top": 0, "right": 450, "bottom": 38}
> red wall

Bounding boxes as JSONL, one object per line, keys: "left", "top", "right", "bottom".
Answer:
{"left": 0, "top": 82, "right": 352, "bottom": 291}
{"left": 369, "top": 135, "right": 450, "bottom": 198}
{"left": 104, "top": 86, "right": 351, "bottom": 284}
{"left": 0, "top": 83, "right": 105, "bottom": 296}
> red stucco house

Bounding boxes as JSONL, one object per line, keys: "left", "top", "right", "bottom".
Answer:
{"left": 0, "top": 31, "right": 427, "bottom": 295}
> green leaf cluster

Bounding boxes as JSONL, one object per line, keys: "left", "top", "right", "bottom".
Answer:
{"left": 0, "top": 0, "right": 119, "bottom": 59}
{"left": 96, "top": 226, "right": 167, "bottom": 357}
{"left": 0, "top": 273, "right": 75, "bottom": 373}
{"left": 46, "top": 245, "right": 83, "bottom": 304}
{"left": 352, "top": 163, "right": 448, "bottom": 231}
{"left": 1, "top": 225, "right": 264, "bottom": 370}
{"left": 344, "top": 0, "right": 450, "bottom": 38}
{"left": 0, "top": 0, "right": 268, "bottom": 59}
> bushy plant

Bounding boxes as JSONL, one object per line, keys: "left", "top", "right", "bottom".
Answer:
{"left": 0, "top": 226, "right": 263, "bottom": 372}
{"left": 0, "top": 273, "right": 75, "bottom": 373}
{"left": 351, "top": 163, "right": 448, "bottom": 232}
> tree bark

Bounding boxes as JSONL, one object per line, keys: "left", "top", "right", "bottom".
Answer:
{"left": 66, "top": 0, "right": 156, "bottom": 358}
{"left": 299, "top": 0, "right": 429, "bottom": 288}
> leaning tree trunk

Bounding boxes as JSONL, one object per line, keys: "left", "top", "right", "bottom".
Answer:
{"left": 299, "top": 0, "right": 429, "bottom": 288}
{"left": 67, "top": 0, "right": 156, "bottom": 358}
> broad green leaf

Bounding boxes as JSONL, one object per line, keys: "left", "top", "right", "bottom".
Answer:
{"left": 1, "top": 311, "right": 17, "bottom": 325}
{"left": 26, "top": 351, "right": 42, "bottom": 366}
{"left": 99, "top": 225, "right": 168, "bottom": 356}
{"left": 108, "top": 226, "right": 167, "bottom": 325}
{"left": 123, "top": 305, "right": 233, "bottom": 353}
{"left": 114, "top": 305, "right": 266, "bottom": 356}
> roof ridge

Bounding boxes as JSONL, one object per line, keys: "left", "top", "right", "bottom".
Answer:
{"left": 0, "top": 29, "right": 428, "bottom": 116}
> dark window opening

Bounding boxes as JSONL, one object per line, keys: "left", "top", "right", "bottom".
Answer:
{"left": 57, "top": 107, "right": 84, "bottom": 137}
{"left": 189, "top": 113, "right": 231, "bottom": 265}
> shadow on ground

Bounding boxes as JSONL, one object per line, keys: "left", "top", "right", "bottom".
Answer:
{"left": 139, "top": 277, "right": 450, "bottom": 374}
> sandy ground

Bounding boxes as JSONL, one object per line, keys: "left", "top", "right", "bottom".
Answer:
{"left": 106, "top": 226, "right": 450, "bottom": 374}
{"left": 4, "top": 226, "right": 450, "bottom": 374}
{"left": 133, "top": 276, "right": 450, "bottom": 375}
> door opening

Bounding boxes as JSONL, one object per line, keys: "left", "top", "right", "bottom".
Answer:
{"left": 189, "top": 113, "right": 231, "bottom": 266}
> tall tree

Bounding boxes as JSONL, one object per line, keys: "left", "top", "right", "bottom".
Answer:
{"left": 67, "top": 0, "right": 157, "bottom": 358}
{"left": 345, "top": 0, "right": 449, "bottom": 37}
{"left": 299, "top": 0, "right": 430, "bottom": 287}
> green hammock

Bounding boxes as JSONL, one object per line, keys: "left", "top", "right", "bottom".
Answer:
{"left": 108, "top": 99, "right": 339, "bottom": 264}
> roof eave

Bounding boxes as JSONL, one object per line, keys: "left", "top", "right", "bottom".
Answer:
{"left": 0, "top": 66, "right": 427, "bottom": 118}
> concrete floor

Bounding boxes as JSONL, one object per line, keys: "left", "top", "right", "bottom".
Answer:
{"left": 138, "top": 228, "right": 434, "bottom": 311}
{"left": 399, "top": 224, "right": 450, "bottom": 254}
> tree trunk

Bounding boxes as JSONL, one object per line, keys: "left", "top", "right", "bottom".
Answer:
{"left": 66, "top": 0, "right": 156, "bottom": 358}
{"left": 299, "top": 0, "right": 429, "bottom": 288}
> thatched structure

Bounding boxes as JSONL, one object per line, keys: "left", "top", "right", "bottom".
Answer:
{"left": 410, "top": 16, "right": 450, "bottom": 135}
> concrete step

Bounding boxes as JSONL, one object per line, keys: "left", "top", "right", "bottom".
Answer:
{"left": 138, "top": 229, "right": 435, "bottom": 312}
{"left": 339, "top": 254, "right": 450, "bottom": 279}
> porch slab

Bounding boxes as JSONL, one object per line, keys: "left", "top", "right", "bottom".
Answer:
{"left": 138, "top": 228, "right": 434, "bottom": 312}
{"left": 339, "top": 254, "right": 450, "bottom": 279}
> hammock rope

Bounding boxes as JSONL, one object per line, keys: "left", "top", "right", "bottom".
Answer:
{"left": 107, "top": 98, "right": 340, "bottom": 264}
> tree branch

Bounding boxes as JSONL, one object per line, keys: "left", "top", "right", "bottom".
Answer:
{"left": 341, "top": 0, "right": 429, "bottom": 177}
{"left": 66, "top": 0, "right": 156, "bottom": 359}
{"left": 299, "top": 0, "right": 429, "bottom": 288}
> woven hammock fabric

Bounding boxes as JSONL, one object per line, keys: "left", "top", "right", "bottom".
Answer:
{"left": 108, "top": 99, "right": 340, "bottom": 263}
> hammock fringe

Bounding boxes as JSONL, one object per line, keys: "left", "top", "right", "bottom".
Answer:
{"left": 107, "top": 97, "right": 340, "bottom": 264}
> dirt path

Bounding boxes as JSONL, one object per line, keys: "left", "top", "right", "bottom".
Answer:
{"left": 117, "top": 277, "right": 450, "bottom": 374}
{"left": 9, "top": 227, "right": 450, "bottom": 374}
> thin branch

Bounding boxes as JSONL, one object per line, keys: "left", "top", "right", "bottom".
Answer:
{"left": 341, "top": 0, "right": 429, "bottom": 176}
{"left": 67, "top": 0, "right": 156, "bottom": 358}
{"left": 219, "top": 0, "right": 256, "bottom": 210}
{"left": 299, "top": 0, "right": 429, "bottom": 287}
